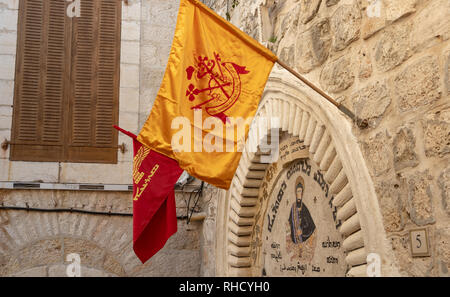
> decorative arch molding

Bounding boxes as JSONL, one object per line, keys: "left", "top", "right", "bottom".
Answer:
{"left": 0, "top": 198, "right": 136, "bottom": 276}
{"left": 215, "top": 67, "right": 400, "bottom": 277}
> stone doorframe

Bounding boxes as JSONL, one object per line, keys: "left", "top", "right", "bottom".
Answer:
{"left": 215, "top": 66, "right": 400, "bottom": 277}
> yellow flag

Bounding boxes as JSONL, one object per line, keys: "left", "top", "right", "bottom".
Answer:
{"left": 137, "top": 0, "right": 277, "bottom": 189}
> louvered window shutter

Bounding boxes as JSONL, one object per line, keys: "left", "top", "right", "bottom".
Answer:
{"left": 11, "top": 0, "right": 121, "bottom": 163}
{"left": 67, "top": 0, "right": 120, "bottom": 163}
{"left": 11, "top": 0, "right": 70, "bottom": 162}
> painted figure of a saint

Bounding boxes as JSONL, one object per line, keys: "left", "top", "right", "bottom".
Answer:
{"left": 286, "top": 176, "right": 317, "bottom": 261}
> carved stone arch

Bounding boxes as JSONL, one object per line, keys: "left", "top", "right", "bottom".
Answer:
{"left": 0, "top": 194, "right": 140, "bottom": 276}
{"left": 215, "top": 67, "right": 400, "bottom": 277}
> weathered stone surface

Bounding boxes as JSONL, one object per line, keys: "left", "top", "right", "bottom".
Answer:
{"left": 0, "top": 255, "right": 20, "bottom": 276}
{"left": 8, "top": 161, "right": 59, "bottom": 183}
{"left": 356, "top": 47, "right": 372, "bottom": 79}
{"left": 47, "top": 264, "right": 67, "bottom": 277}
{"left": 120, "top": 64, "right": 139, "bottom": 88}
{"left": 121, "top": 21, "right": 140, "bottom": 42}
{"left": 63, "top": 238, "right": 105, "bottom": 268}
{"left": 326, "top": 0, "right": 339, "bottom": 7}
{"left": 411, "top": 0, "right": 450, "bottom": 51}
{"left": 446, "top": 51, "right": 450, "bottom": 94}
{"left": 300, "top": 0, "right": 322, "bottom": 24}
{"left": 200, "top": 218, "right": 216, "bottom": 277}
{"left": 375, "top": 179, "right": 406, "bottom": 232}
{"left": 119, "top": 87, "right": 140, "bottom": 114}
{"left": 353, "top": 80, "right": 391, "bottom": 128}
{"left": 295, "top": 18, "right": 331, "bottom": 73}
{"left": 141, "top": 44, "right": 170, "bottom": 70}
{"left": 141, "top": 24, "right": 176, "bottom": 45}
{"left": 2, "top": 0, "right": 450, "bottom": 278}
{"left": 393, "top": 56, "right": 441, "bottom": 113}
{"left": 0, "top": 0, "right": 213, "bottom": 278}
{"left": 56, "top": 190, "right": 132, "bottom": 214}
{"left": 11, "top": 266, "right": 47, "bottom": 277}
{"left": 103, "top": 254, "right": 126, "bottom": 276}
{"left": 122, "top": 0, "right": 141, "bottom": 21}
{"left": 407, "top": 171, "right": 435, "bottom": 226}
{"left": 19, "top": 239, "right": 62, "bottom": 269}
{"left": 142, "top": 0, "right": 178, "bottom": 27}
{"left": 436, "top": 228, "right": 450, "bottom": 276}
{"left": 0, "top": 8, "right": 17, "bottom": 31}
{"left": 240, "top": 7, "right": 260, "bottom": 40}
{"left": 81, "top": 266, "right": 113, "bottom": 277}
{"left": 278, "top": 3, "right": 300, "bottom": 39}
{"left": 0, "top": 105, "right": 12, "bottom": 130}
{"left": 390, "top": 233, "right": 435, "bottom": 276}
{"left": 423, "top": 110, "right": 450, "bottom": 158}
{"left": 331, "top": 4, "right": 361, "bottom": 51}
{"left": 278, "top": 44, "right": 295, "bottom": 68}
{"left": 393, "top": 126, "right": 419, "bottom": 171}
{"left": 120, "top": 41, "right": 140, "bottom": 65}
{"left": 132, "top": 250, "right": 201, "bottom": 277}
{"left": 0, "top": 159, "right": 9, "bottom": 180}
{"left": 60, "top": 161, "right": 132, "bottom": 185}
{"left": 319, "top": 55, "right": 355, "bottom": 93}
{"left": 140, "top": 67, "right": 165, "bottom": 91}
{"left": 356, "top": 0, "right": 370, "bottom": 10}
{"left": 0, "top": 30, "right": 17, "bottom": 55}
{"left": 0, "top": 0, "right": 19, "bottom": 10}
{"left": 361, "top": 130, "right": 392, "bottom": 177}
{"left": 0, "top": 79, "right": 14, "bottom": 106}
{"left": 438, "top": 168, "right": 450, "bottom": 216}
{"left": 385, "top": 0, "right": 417, "bottom": 23}
{"left": 48, "top": 264, "right": 112, "bottom": 277}
{"left": 374, "top": 23, "right": 411, "bottom": 72}
{"left": 361, "top": 0, "right": 385, "bottom": 39}
{"left": 164, "top": 220, "right": 200, "bottom": 250}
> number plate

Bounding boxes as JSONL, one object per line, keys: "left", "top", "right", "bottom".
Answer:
{"left": 409, "top": 228, "right": 430, "bottom": 257}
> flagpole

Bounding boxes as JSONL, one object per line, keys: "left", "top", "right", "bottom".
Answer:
{"left": 275, "top": 59, "right": 367, "bottom": 129}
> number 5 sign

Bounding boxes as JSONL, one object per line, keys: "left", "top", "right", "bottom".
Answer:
{"left": 409, "top": 228, "right": 430, "bottom": 257}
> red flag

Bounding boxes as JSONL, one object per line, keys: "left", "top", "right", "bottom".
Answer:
{"left": 114, "top": 126, "right": 183, "bottom": 263}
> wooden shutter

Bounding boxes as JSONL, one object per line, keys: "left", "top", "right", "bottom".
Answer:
{"left": 11, "top": 0, "right": 121, "bottom": 163}
{"left": 67, "top": 0, "right": 120, "bottom": 163}
{"left": 11, "top": 0, "right": 71, "bottom": 162}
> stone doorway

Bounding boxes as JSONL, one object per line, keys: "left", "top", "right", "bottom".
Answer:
{"left": 215, "top": 67, "right": 400, "bottom": 277}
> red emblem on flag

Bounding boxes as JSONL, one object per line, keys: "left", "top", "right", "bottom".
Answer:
{"left": 185, "top": 52, "right": 250, "bottom": 123}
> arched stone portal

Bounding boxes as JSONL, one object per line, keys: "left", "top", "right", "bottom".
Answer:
{"left": 215, "top": 67, "right": 400, "bottom": 277}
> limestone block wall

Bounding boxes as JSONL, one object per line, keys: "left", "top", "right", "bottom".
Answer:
{"left": 0, "top": 0, "right": 19, "bottom": 174}
{"left": 0, "top": 0, "right": 217, "bottom": 277}
{"left": 205, "top": 0, "right": 449, "bottom": 276}
{"left": 139, "top": 0, "right": 179, "bottom": 128}
{"left": 0, "top": 186, "right": 218, "bottom": 276}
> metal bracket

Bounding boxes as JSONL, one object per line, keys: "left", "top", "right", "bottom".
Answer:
{"left": 1, "top": 139, "right": 10, "bottom": 151}
{"left": 117, "top": 142, "right": 126, "bottom": 154}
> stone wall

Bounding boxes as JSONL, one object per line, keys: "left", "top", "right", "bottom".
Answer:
{"left": 0, "top": 0, "right": 18, "bottom": 171}
{"left": 0, "top": 185, "right": 218, "bottom": 276}
{"left": 0, "top": 0, "right": 217, "bottom": 277}
{"left": 205, "top": 0, "right": 449, "bottom": 276}
{"left": 139, "top": 0, "right": 179, "bottom": 128}
{"left": 1, "top": 0, "right": 448, "bottom": 277}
